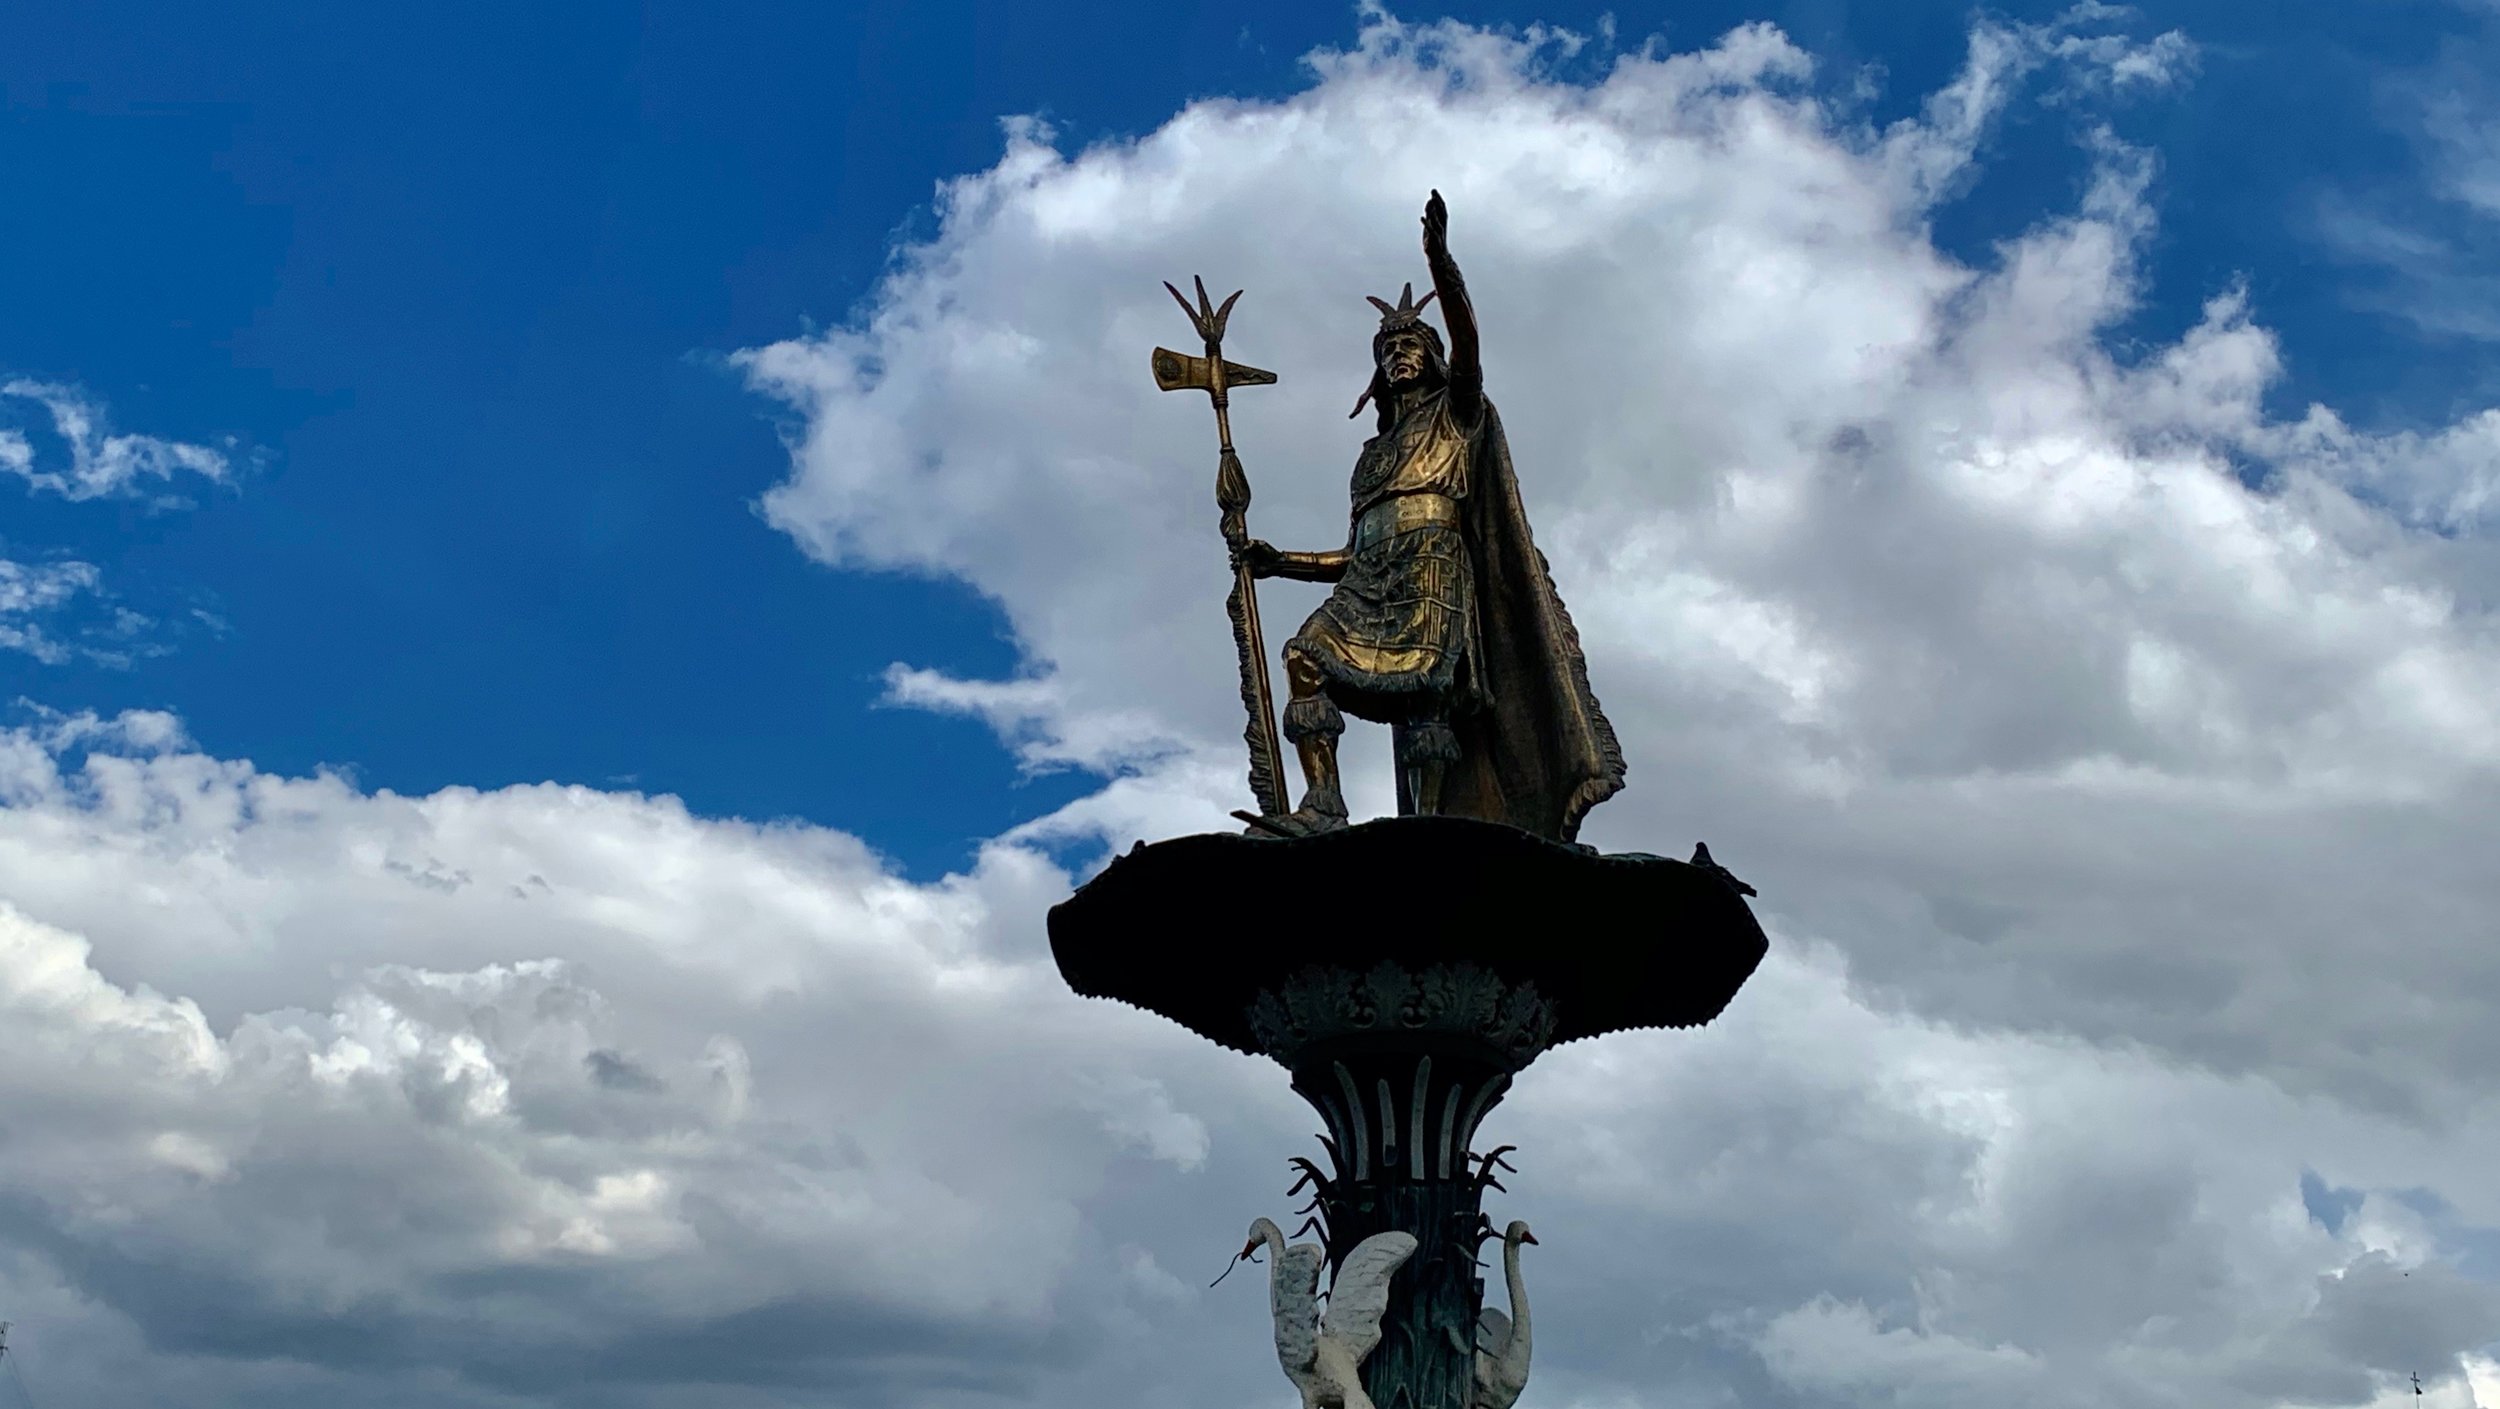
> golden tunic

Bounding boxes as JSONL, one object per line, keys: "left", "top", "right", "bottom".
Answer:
{"left": 1287, "top": 388, "right": 1480, "bottom": 720}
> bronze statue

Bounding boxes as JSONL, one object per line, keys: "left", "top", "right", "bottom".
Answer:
{"left": 1155, "top": 193, "right": 1622, "bottom": 842}
{"left": 1088, "top": 207, "right": 1772, "bottom": 1395}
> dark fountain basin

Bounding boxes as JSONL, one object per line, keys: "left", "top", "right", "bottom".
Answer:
{"left": 1048, "top": 813, "right": 1769, "bottom": 1061}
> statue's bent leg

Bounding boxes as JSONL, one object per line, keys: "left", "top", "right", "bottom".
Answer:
{"left": 1400, "top": 709, "right": 1459, "bottom": 817}
{"left": 1281, "top": 645, "right": 1349, "bottom": 825}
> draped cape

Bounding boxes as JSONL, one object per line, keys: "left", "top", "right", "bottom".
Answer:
{"left": 1421, "top": 399, "right": 1625, "bottom": 843}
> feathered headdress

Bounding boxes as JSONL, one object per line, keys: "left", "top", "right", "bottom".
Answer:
{"left": 1367, "top": 281, "right": 1438, "bottom": 333}
{"left": 1350, "top": 282, "right": 1445, "bottom": 423}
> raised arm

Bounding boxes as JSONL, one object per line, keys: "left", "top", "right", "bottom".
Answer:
{"left": 1422, "top": 190, "right": 1482, "bottom": 424}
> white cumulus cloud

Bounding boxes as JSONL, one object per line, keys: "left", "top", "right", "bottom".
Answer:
{"left": 6, "top": 6, "right": 2500, "bottom": 1408}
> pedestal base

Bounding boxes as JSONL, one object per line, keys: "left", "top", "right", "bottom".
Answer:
{"left": 1048, "top": 816, "right": 1768, "bottom": 1409}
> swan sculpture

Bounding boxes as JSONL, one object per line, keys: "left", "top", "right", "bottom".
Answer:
{"left": 1472, "top": 1220, "right": 1536, "bottom": 1409}
{"left": 1235, "top": 1216, "right": 1419, "bottom": 1409}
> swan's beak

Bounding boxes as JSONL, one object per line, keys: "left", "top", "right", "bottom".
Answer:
{"left": 1519, "top": 1231, "right": 1539, "bottom": 1245}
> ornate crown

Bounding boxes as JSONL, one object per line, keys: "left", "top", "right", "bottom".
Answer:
{"left": 1366, "top": 282, "right": 1439, "bottom": 334}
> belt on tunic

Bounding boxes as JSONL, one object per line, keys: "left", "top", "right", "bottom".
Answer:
{"left": 1353, "top": 492, "right": 1461, "bottom": 550}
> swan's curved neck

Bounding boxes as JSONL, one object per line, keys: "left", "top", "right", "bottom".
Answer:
{"left": 1502, "top": 1236, "right": 1531, "bottom": 1345}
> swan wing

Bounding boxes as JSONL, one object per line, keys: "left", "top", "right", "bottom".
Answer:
{"left": 1271, "top": 1241, "right": 1325, "bottom": 1375}
{"left": 1476, "top": 1305, "right": 1512, "bottom": 1358}
{"left": 1486, "top": 1298, "right": 1532, "bottom": 1409}
{"left": 1318, "top": 1230, "right": 1418, "bottom": 1364}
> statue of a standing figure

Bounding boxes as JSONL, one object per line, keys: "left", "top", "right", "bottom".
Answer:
{"left": 1235, "top": 191, "right": 1625, "bottom": 842}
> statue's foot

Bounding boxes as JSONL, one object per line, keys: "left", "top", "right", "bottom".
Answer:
{"left": 1285, "top": 805, "right": 1350, "bottom": 835}
{"left": 1231, "top": 807, "right": 1350, "bottom": 839}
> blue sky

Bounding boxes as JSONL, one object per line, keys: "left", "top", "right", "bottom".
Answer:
{"left": 7, "top": 5, "right": 2500, "bottom": 1408}
{"left": 3, "top": 0, "right": 2493, "bottom": 878}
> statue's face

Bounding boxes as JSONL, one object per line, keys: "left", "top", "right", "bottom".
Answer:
{"left": 1377, "top": 328, "right": 1433, "bottom": 386}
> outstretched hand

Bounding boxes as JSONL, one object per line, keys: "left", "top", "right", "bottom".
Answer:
{"left": 1422, "top": 188, "right": 1449, "bottom": 258}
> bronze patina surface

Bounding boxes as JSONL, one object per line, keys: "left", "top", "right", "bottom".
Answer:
{"left": 1160, "top": 193, "right": 1624, "bottom": 843}
{"left": 1152, "top": 277, "right": 1290, "bottom": 819}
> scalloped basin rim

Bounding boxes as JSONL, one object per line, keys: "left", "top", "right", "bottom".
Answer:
{"left": 1047, "top": 815, "right": 1769, "bottom": 1060}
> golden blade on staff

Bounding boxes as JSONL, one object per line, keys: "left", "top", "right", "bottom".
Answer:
{"left": 1152, "top": 276, "right": 1288, "bottom": 819}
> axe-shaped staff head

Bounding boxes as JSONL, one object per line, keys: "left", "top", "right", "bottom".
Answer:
{"left": 1152, "top": 346, "right": 1278, "bottom": 396}
{"left": 1151, "top": 275, "right": 1277, "bottom": 398}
